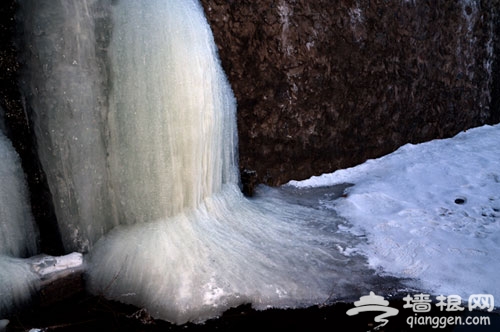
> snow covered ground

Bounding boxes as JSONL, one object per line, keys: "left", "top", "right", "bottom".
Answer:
{"left": 290, "top": 124, "right": 500, "bottom": 302}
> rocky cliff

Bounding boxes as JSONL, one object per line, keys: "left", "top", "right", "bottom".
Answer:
{"left": 200, "top": 0, "right": 500, "bottom": 193}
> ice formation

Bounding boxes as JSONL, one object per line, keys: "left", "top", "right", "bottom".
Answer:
{"left": 0, "top": 112, "right": 38, "bottom": 257}
{"left": 0, "top": 257, "right": 40, "bottom": 317}
{"left": 291, "top": 124, "right": 500, "bottom": 301}
{"left": 16, "top": 0, "right": 498, "bottom": 323}
{"left": 19, "top": 0, "right": 239, "bottom": 254}
{"left": 19, "top": 0, "right": 367, "bottom": 324}
{"left": 0, "top": 107, "right": 39, "bottom": 316}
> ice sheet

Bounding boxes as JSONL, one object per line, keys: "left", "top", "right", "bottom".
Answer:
{"left": 291, "top": 124, "right": 500, "bottom": 300}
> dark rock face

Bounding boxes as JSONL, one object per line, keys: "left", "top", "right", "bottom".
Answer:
{"left": 201, "top": 0, "right": 500, "bottom": 191}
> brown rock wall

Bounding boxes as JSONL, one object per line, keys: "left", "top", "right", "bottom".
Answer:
{"left": 201, "top": 0, "right": 500, "bottom": 191}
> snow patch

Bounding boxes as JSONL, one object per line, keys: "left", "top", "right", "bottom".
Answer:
{"left": 31, "top": 252, "right": 83, "bottom": 278}
{"left": 291, "top": 124, "right": 500, "bottom": 300}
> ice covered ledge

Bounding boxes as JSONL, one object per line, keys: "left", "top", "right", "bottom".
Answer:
{"left": 30, "top": 252, "right": 84, "bottom": 307}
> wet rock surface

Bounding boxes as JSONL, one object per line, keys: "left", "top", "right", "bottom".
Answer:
{"left": 200, "top": 0, "right": 500, "bottom": 189}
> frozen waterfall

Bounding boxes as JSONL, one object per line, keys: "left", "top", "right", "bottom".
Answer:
{"left": 18, "top": 0, "right": 370, "bottom": 324}
{"left": 19, "top": 0, "right": 237, "bottom": 254}
{"left": 0, "top": 106, "right": 40, "bottom": 315}
{"left": 0, "top": 125, "right": 38, "bottom": 258}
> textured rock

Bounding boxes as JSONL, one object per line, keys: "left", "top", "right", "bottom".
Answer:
{"left": 201, "top": 0, "right": 500, "bottom": 191}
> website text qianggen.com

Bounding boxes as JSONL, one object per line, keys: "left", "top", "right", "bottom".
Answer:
{"left": 404, "top": 293, "right": 493, "bottom": 329}
{"left": 407, "top": 313, "right": 490, "bottom": 329}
